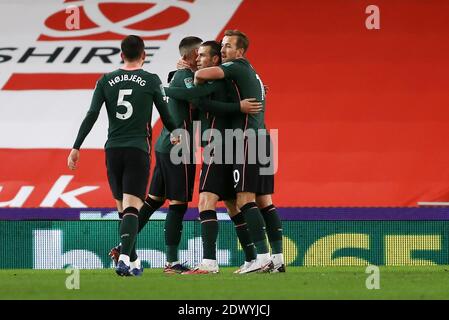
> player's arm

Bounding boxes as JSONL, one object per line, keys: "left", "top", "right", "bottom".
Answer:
{"left": 194, "top": 97, "right": 262, "bottom": 117}
{"left": 164, "top": 81, "right": 221, "bottom": 101}
{"left": 194, "top": 77, "right": 261, "bottom": 116}
{"left": 194, "top": 66, "right": 225, "bottom": 85}
{"left": 152, "top": 75, "right": 177, "bottom": 132}
{"left": 195, "top": 60, "right": 242, "bottom": 85}
{"left": 68, "top": 77, "right": 105, "bottom": 170}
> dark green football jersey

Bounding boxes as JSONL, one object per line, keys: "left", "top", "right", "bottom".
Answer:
{"left": 73, "top": 68, "right": 175, "bottom": 153}
{"left": 164, "top": 79, "right": 240, "bottom": 147}
{"left": 219, "top": 58, "right": 266, "bottom": 131}
{"left": 155, "top": 68, "right": 198, "bottom": 153}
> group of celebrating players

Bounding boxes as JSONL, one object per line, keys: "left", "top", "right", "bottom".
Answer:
{"left": 68, "top": 30, "right": 285, "bottom": 276}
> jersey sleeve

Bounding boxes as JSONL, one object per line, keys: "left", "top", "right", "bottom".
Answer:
{"left": 172, "top": 69, "right": 194, "bottom": 89}
{"left": 194, "top": 98, "right": 240, "bottom": 117}
{"left": 72, "top": 76, "right": 105, "bottom": 149}
{"left": 219, "top": 61, "right": 242, "bottom": 80}
{"left": 164, "top": 81, "right": 222, "bottom": 101}
{"left": 151, "top": 74, "right": 177, "bottom": 132}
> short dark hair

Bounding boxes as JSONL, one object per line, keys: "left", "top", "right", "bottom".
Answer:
{"left": 200, "top": 41, "right": 222, "bottom": 64}
{"left": 224, "top": 29, "right": 249, "bottom": 53}
{"left": 121, "top": 35, "right": 145, "bottom": 61}
{"left": 179, "top": 36, "right": 203, "bottom": 56}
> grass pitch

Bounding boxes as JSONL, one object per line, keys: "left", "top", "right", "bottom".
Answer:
{"left": 1, "top": 266, "right": 449, "bottom": 300}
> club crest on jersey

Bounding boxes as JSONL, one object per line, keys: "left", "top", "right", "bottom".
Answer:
{"left": 184, "top": 77, "right": 194, "bottom": 88}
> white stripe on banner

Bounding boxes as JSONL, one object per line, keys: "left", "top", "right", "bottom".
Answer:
{"left": 0, "top": 0, "right": 242, "bottom": 148}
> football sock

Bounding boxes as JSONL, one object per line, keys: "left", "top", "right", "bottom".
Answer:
{"left": 200, "top": 210, "right": 218, "bottom": 260}
{"left": 130, "top": 258, "right": 141, "bottom": 270}
{"left": 130, "top": 243, "right": 138, "bottom": 262}
{"left": 231, "top": 212, "right": 257, "bottom": 262}
{"left": 128, "top": 197, "right": 164, "bottom": 262}
{"left": 118, "top": 212, "right": 137, "bottom": 261}
{"left": 240, "top": 202, "right": 269, "bottom": 255}
{"left": 118, "top": 254, "right": 130, "bottom": 266}
{"left": 138, "top": 196, "right": 164, "bottom": 232}
{"left": 165, "top": 204, "right": 188, "bottom": 263}
{"left": 257, "top": 253, "right": 271, "bottom": 264}
{"left": 203, "top": 258, "right": 217, "bottom": 267}
{"left": 261, "top": 205, "right": 283, "bottom": 254}
{"left": 119, "top": 207, "right": 139, "bottom": 257}
{"left": 272, "top": 253, "right": 285, "bottom": 266}
{"left": 118, "top": 211, "right": 124, "bottom": 234}
{"left": 117, "top": 211, "right": 124, "bottom": 256}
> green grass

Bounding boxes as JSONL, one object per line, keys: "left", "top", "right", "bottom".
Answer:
{"left": 1, "top": 266, "right": 449, "bottom": 300}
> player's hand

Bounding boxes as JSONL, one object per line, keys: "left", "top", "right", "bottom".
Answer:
{"left": 170, "top": 133, "right": 181, "bottom": 145}
{"left": 240, "top": 98, "right": 263, "bottom": 114}
{"left": 194, "top": 74, "right": 205, "bottom": 86}
{"left": 176, "top": 58, "right": 190, "bottom": 70}
{"left": 67, "top": 149, "right": 80, "bottom": 170}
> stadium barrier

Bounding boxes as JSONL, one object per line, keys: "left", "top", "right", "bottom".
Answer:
{"left": 0, "top": 208, "right": 448, "bottom": 269}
